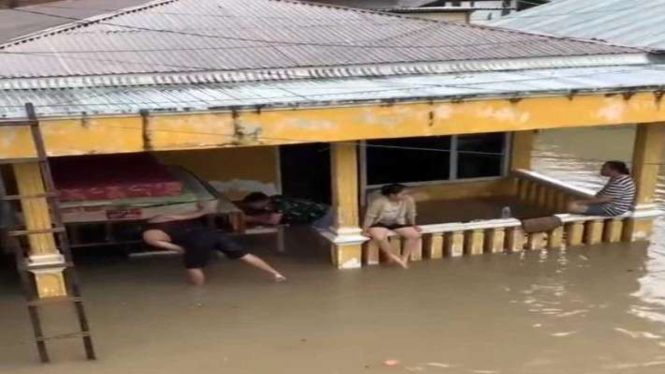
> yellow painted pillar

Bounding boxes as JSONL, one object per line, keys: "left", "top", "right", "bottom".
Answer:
{"left": 528, "top": 183, "right": 540, "bottom": 205}
{"left": 623, "top": 219, "right": 654, "bottom": 242}
{"left": 585, "top": 220, "right": 604, "bottom": 245}
{"left": 506, "top": 228, "right": 525, "bottom": 252}
{"left": 511, "top": 131, "right": 535, "bottom": 197}
{"left": 446, "top": 231, "right": 465, "bottom": 257}
{"left": 556, "top": 192, "right": 568, "bottom": 213}
{"left": 624, "top": 123, "right": 665, "bottom": 241}
{"left": 604, "top": 219, "right": 624, "bottom": 243}
{"left": 423, "top": 234, "right": 444, "bottom": 259}
{"left": 12, "top": 163, "right": 67, "bottom": 298}
{"left": 548, "top": 226, "right": 564, "bottom": 249}
{"left": 537, "top": 186, "right": 550, "bottom": 210}
{"left": 517, "top": 179, "right": 530, "bottom": 201}
{"left": 510, "top": 131, "right": 535, "bottom": 171}
{"left": 330, "top": 142, "right": 362, "bottom": 269}
{"left": 465, "top": 230, "right": 484, "bottom": 255}
{"left": 485, "top": 228, "right": 506, "bottom": 254}
{"left": 632, "top": 123, "right": 665, "bottom": 205}
{"left": 566, "top": 222, "right": 585, "bottom": 246}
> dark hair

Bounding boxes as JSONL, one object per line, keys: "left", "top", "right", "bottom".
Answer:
{"left": 604, "top": 161, "right": 630, "bottom": 175}
{"left": 243, "top": 192, "right": 270, "bottom": 203}
{"left": 381, "top": 183, "right": 407, "bottom": 197}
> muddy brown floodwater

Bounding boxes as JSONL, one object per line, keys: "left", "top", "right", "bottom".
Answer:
{"left": 2, "top": 126, "right": 665, "bottom": 374}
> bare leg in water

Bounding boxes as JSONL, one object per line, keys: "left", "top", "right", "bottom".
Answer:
{"left": 394, "top": 227, "right": 422, "bottom": 266}
{"left": 239, "top": 254, "right": 287, "bottom": 282}
{"left": 367, "top": 227, "right": 408, "bottom": 269}
{"left": 185, "top": 256, "right": 285, "bottom": 286}
{"left": 187, "top": 268, "right": 207, "bottom": 286}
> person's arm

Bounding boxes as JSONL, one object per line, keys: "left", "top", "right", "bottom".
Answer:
{"left": 406, "top": 197, "right": 420, "bottom": 230}
{"left": 362, "top": 199, "right": 381, "bottom": 235}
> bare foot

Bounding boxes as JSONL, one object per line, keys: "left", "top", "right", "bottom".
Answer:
{"left": 274, "top": 274, "right": 287, "bottom": 282}
{"left": 390, "top": 255, "right": 409, "bottom": 269}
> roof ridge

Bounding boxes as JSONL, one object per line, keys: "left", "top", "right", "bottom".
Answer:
{"left": 0, "top": 0, "right": 644, "bottom": 53}
{"left": 0, "top": 0, "right": 178, "bottom": 50}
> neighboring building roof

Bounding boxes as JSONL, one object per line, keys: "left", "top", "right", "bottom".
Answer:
{"left": 0, "top": 0, "right": 643, "bottom": 80}
{"left": 0, "top": 0, "right": 151, "bottom": 44}
{"left": 311, "top": 0, "right": 507, "bottom": 9}
{"left": 1, "top": 64, "right": 664, "bottom": 118}
{"left": 490, "top": 0, "right": 665, "bottom": 50}
{"left": 384, "top": 6, "right": 512, "bottom": 14}
{"left": 310, "top": 1, "right": 436, "bottom": 9}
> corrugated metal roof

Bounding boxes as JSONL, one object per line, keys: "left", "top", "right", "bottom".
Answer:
{"left": 491, "top": 0, "right": 665, "bottom": 50}
{"left": 0, "top": 0, "right": 151, "bottom": 44}
{"left": 2, "top": 64, "right": 664, "bottom": 119}
{"left": 0, "top": 0, "right": 643, "bottom": 80}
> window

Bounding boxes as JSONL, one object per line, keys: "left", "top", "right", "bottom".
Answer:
{"left": 366, "top": 136, "right": 451, "bottom": 185}
{"left": 365, "top": 133, "right": 508, "bottom": 187}
{"left": 456, "top": 133, "right": 505, "bottom": 179}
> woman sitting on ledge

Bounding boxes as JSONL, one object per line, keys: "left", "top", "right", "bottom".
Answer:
{"left": 362, "top": 184, "right": 421, "bottom": 269}
{"left": 568, "top": 160, "right": 636, "bottom": 217}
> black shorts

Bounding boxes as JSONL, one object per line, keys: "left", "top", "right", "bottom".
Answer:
{"left": 370, "top": 223, "right": 410, "bottom": 231}
{"left": 178, "top": 228, "right": 247, "bottom": 269}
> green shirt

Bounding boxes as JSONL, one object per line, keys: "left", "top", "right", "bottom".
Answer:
{"left": 271, "top": 196, "right": 329, "bottom": 225}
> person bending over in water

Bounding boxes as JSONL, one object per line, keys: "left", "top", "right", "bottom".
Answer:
{"left": 568, "top": 160, "right": 636, "bottom": 217}
{"left": 143, "top": 200, "right": 286, "bottom": 286}
{"left": 362, "top": 184, "right": 421, "bottom": 269}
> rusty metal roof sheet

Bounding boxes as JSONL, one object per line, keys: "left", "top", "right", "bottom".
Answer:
{"left": 491, "top": 0, "right": 665, "bottom": 50}
{"left": 1, "top": 64, "right": 664, "bottom": 119}
{"left": 0, "top": 0, "right": 644, "bottom": 80}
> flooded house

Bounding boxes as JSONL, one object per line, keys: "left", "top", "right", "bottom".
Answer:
{"left": 1, "top": 0, "right": 665, "bottom": 361}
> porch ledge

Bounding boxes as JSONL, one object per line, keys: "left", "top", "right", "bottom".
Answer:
{"left": 319, "top": 218, "right": 523, "bottom": 245}
{"left": 555, "top": 205, "right": 664, "bottom": 223}
{"left": 513, "top": 169, "right": 595, "bottom": 198}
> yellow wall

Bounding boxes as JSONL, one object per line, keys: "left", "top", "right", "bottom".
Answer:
{"left": 154, "top": 146, "right": 279, "bottom": 200}
{"left": 366, "top": 178, "right": 515, "bottom": 204}
{"left": 2, "top": 91, "right": 665, "bottom": 159}
{"left": 409, "top": 178, "right": 516, "bottom": 202}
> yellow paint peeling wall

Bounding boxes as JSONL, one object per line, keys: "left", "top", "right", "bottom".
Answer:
{"left": 154, "top": 146, "right": 279, "bottom": 201}
{"left": 2, "top": 92, "right": 665, "bottom": 159}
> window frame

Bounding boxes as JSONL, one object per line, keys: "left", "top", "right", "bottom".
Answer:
{"left": 361, "top": 132, "right": 512, "bottom": 191}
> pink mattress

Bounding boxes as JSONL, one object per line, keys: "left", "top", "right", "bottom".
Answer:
{"left": 51, "top": 153, "right": 183, "bottom": 202}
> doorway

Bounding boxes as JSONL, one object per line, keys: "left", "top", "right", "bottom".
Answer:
{"left": 279, "top": 143, "right": 331, "bottom": 205}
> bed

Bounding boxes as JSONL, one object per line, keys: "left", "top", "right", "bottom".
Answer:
{"left": 49, "top": 154, "right": 245, "bottom": 250}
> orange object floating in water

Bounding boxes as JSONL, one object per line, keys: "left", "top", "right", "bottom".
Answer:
{"left": 383, "top": 360, "right": 400, "bottom": 366}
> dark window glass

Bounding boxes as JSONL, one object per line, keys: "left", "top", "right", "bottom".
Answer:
{"left": 367, "top": 136, "right": 451, "bottom": 185}
{"left": 457, "top": 133, "right": 505, "bottom": 179}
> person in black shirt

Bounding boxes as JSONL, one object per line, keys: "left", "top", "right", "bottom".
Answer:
{"left": 143, "top": 200, "right": 286, "bottom": 286}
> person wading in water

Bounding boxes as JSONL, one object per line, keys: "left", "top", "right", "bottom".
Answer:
{"left": 143, "top": 200, "right": 286, "bottom": 286}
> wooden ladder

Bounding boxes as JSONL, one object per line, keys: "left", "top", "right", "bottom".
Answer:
{"left": 0, "top": 103, "right": 96, "bottom": 363}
